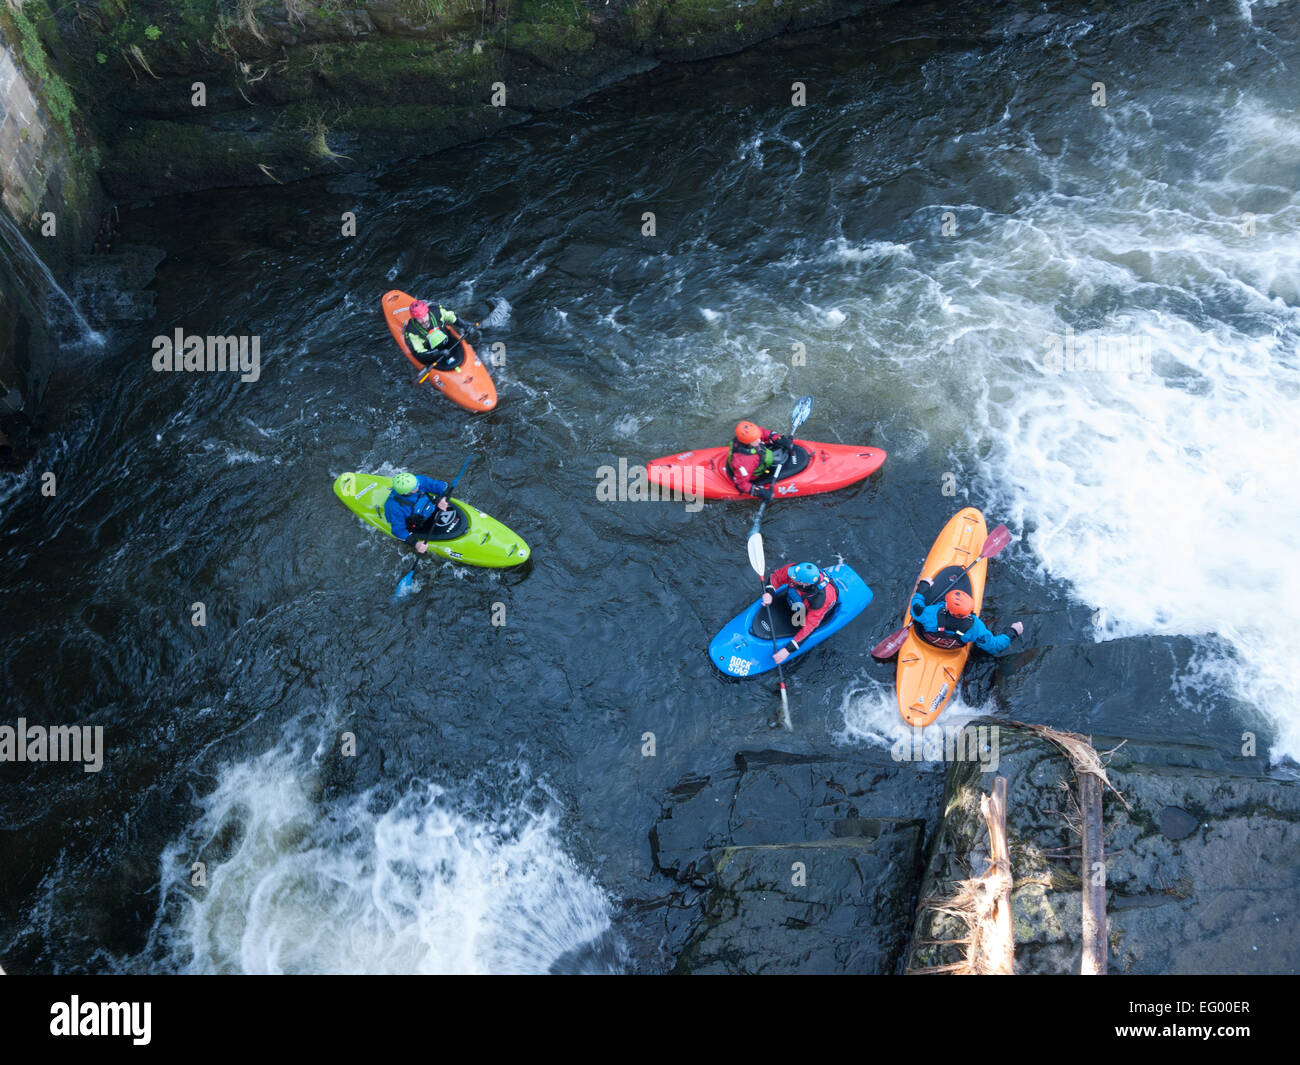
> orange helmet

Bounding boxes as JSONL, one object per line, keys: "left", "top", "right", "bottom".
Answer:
{"left": 734, "top": 421, "right": 762, "bottom": 445}
{"left": 944, "top": 589, "right": 974, "bottom": 618}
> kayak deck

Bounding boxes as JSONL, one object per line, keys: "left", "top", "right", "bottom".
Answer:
{"left": 333, "top": 471, "right": 529, "bottom": 568}
{"left": 896, "top": 508, "right": 987, "bottom": 726}
{"left": 647, "top": 440, "right": 885, "bottom": 501}
{"left": 710, "top": 563, "right": 873, "bottom": 677}
{"left": 381, "top": 289, "right": 498, "bottom": 412}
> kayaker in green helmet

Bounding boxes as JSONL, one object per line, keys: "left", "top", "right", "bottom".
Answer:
{"left": 385, "top": 471, "right": 455, "bottom": 554}
{"left": 403, "top": 300, "right": 477, "bottom": 371}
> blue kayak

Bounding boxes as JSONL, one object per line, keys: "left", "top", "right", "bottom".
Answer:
{"left": 708, "top": 563, "right": 873, "bottom": 677}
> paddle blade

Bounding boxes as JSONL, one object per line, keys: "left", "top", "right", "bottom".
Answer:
{"left": 871, "top": 626, "right": 910, "bottom": 660}
{"left": 778, "top": 684, "right": 792, "bottom": 731}
{"left": 747, "top": 530, "right": 766, "bottom": 579}
{"left": 393, "top": 568, "right": 416, "bottom": 600}
{"left": 790, "top": 395, "right": 814, "bottom": 433}
{"left": 981, "top": 524, "right": 1012, "bottom": 559}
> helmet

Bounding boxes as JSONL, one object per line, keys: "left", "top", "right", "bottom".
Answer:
{"left": 392, "top": 472, "right": 418, "bottom": 495}
{"left": 734, "top": 421, "right": 761, "bottom": 445}
{"left": 789, "top": 562, "right": 820, "bottom": 586}
{"left": 944, "top": 589, "right": 974, "bottom": 617}
{"left": 409, "top": 300, "right": 430, "bottom": 320}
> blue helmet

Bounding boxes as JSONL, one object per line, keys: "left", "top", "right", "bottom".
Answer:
{"left": 789, "top": 562, "right": 820, "bottom": 586}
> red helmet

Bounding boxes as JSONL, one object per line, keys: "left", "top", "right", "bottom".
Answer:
{"left": 734, "top": 421, "right": 761, "bottom": 445}
{"left": 409, "top": 300, "right": 430, "bottom": 320}
{"left": 944, "top": 589, "right": 974, "bottom": 618}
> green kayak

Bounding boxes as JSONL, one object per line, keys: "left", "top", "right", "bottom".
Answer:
{"left": 333, "top": 472, "right": 530, "bottom": 568}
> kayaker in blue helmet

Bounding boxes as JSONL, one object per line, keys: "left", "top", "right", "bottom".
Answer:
{"left": 385, "top": 471, "right": 456, "bottom": 554}
{"left": 761, "top": 561, "right": 838, "bottom": 664}
{"left": 909, "top": 582, "right": 1023, "bottom": 654}
{"left": 403, "top": 300, "right": 477, "bottom": 371}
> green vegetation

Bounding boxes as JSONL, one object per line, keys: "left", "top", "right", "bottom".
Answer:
{"left": 5, "top": 0, "right": 77, "bottom": 139}
{"left": 145, "top": 25, "right": 163, "bottom": 41}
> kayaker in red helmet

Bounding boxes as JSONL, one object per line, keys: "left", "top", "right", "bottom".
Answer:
{"left": 726, "top": 420, "right": 793, "bottom": 501}
{"left": 909, "top": 581, "right": 1023, "bottom": 654}
{"left": 762, "top": 561, "right": 838, "bottom": 664}
{"left": 403, "top": 300, "right": 477, "bottom": 371}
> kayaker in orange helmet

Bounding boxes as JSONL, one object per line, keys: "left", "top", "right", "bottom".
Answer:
{"left": 726, "top": 420, "right": 793, "bottom": 501}
{"left": 909, "top": 581, "right": 1023, "bottom": 655}
{"left": 403, "top": 300, "right": 477, "bottom": 371}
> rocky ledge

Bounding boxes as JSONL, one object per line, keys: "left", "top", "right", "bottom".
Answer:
{"left": 653, "top": 725, "right": 1300, "bottom": 974}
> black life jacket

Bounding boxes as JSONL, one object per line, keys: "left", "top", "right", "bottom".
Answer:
{"left": 918, "top": 609, "right": 974, "bottom": 649}
{"left": 726, "top": 438, "right": 775, "bottom": 477}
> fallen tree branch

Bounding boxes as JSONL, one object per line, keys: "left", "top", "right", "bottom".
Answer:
{"left": 908, "top": 775, "right": 1015, "bottom": 975}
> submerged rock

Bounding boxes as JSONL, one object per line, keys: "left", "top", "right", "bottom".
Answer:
{"left": 71, "top": 244, "right": 165, "bottom": 324}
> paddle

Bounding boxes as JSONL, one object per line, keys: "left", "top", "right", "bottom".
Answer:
{"left": 393, "top": 453, "right": 474, "bottom": 600}
{"left": 869, "top": 524, "right": 1012, "bottom": 659}
{"left": 749, "top": 394, "right": 814, "bottom": 531}
{"left": 747, "top": 528, "right": 793, "bottom": 732}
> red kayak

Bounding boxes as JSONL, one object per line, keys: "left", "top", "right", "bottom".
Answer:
{"left": 646, "top": 440, "right": 886, "bottom": 501}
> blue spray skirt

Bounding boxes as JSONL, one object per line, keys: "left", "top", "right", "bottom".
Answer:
{"left": 708, "top": 563, "right": 873, "bottom": 677}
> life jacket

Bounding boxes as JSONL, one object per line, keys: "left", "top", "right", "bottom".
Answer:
{"left": 404, "top": 313, "right": 451, "bottom": 353}
{"left": 918, "top": 608, "right": 974, "bottom": 649}
{"left": 395, "top": 491, "right": 454, "bottom": 535}
{"left": 726, "top": 438, "right": 775, "bottom": 477}
{"left": 786, "top": 570, "right": 831, "bottom": 611}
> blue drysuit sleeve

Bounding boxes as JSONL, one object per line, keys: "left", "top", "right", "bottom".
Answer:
{"left": 961, "top": 616, "right": 1011, "bottom": 655}
{"left": 385, "top": 493, "right": 412, "bottom": 540}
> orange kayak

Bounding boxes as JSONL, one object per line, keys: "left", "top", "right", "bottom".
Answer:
{"left": 896, "top": 507, "right": 988, "bottom": 727}
{"left": 381, "top": 289, "right": 497, "bottom": 412}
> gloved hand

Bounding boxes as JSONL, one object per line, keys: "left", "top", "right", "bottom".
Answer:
{"left": 440, "top": 308, "right": 458, "bottom": 324}
{"left": 761, "top": 592, "right": 773, "bottom": 606}
{"left": 1010, "top": 621, "right": 1024, "bottom": 638}
{"left": 752, "top": 484, "right": 774, "bottom": 502}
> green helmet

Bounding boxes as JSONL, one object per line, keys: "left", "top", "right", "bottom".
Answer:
{"left": 392, "top": 472, "right": 418, "bottom": 495}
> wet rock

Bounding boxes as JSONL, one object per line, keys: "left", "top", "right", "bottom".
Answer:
{"left": 39, "top": 0, "right": 897, "bottom": 199}
{"left": 1158, "top": 806, "right": 1198, "bottom": 840}
{"left": 71, "top": 244, "right": 165, "bottom": 324}
{"left": 675, "top": 825, "right": 924, "bottom": 974}
{"left": 905, "top": 722, "right": 1300, "bottom": 975}
{"left": 654, "top": 748, "right": 941, "bottom": 972}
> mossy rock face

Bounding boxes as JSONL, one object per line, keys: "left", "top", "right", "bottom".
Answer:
{"left": 15, "top": 0, "right": 891, "bottom": 199}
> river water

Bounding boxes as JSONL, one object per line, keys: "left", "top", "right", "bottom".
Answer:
{"left": 1, "top": 0, "right": 1296, "bottom": 972}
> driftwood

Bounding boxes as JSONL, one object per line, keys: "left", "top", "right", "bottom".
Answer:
{"left": 1079, "top": 772, "right": 1107, "bottom": 975}
{"left": 1004, "top": 720, "right": 1118, "bottom": 974}
{"left": 910, "top": 775, "right": 1015, "bottom": 975}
